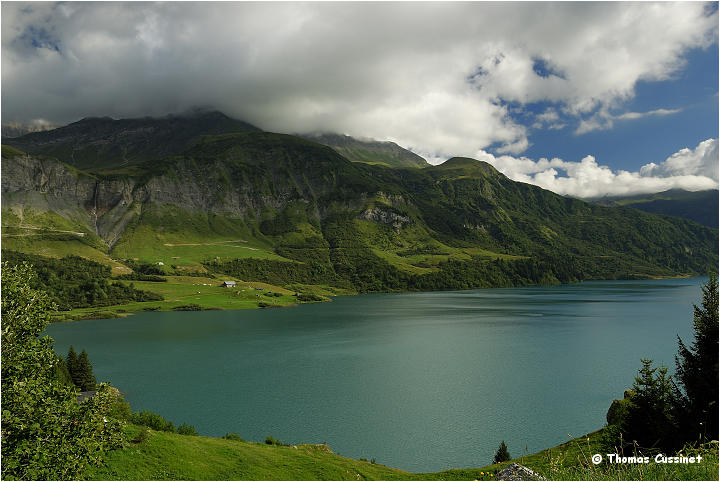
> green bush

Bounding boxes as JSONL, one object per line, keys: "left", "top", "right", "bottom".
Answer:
{"left": 172, "top": 304, "right": 203, "bottom": 311}
{"left": 296, "top": 293, "right": 327, "bottom": 302}
{"left": 222, "top": 432, "right": 244, "bottom": 441}
{"left": 265, "top": 435, "right": 286, "bottom": 446}
{"left": 129, "top": 410, "right": 176, "bottom": 432}
{"left": 177, "top": 423, "right": 199, "bottom": 436}
{"left": 131, "top": 427, "right": 150, "bottom": 444}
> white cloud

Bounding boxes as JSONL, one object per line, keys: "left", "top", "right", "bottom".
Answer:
{"left": 576, "top": 107, "right": 684, "bottom": 134}
{"left": 1, "top": 2, "right": 717, "bottom": 159}
{"left": 617, "top": 108, "right": 682, "bottom": 120}
{"left": 640, "top": 138, "right": 719, "bottom": 180}
{"left": 476, "top": 138, "right": 718, "bottom": 198}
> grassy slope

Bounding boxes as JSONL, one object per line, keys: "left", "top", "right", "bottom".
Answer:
{"left": 2, "top": 236, "right": 132, "bottom": 275}
{"left": 84, "top": 425, "right": 719, "bottom": 481}
{"left": 85, "top": 425, "right": 495, "bottom": 481}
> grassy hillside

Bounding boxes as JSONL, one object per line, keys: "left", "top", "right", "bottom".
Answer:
{"left": 84, "top": 425, "right": 718, "bottom": 480}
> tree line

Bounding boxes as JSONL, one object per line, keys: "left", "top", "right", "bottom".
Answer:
{"left": 1, "top": 250, "right": 163, "bottom": 310}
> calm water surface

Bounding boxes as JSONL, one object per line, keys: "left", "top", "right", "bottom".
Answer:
{"left": 47, "top": 278, "right": 703, "bottom": 472}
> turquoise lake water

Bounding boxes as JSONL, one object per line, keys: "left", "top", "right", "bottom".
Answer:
{"left": 46, "top": 278, "right": 704, "bottom": 472}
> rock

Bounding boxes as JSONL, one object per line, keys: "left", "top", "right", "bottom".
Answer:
{"left": 606, "top": 389, "right": 635, "bottom": 425}
{"left": 495, "top": 463, "right": 545, "bottom": 481}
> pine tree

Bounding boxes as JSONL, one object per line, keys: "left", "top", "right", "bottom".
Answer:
{"left": 675, "top": 274, "right": 719, "bottom": 443}
{"left": 67, "top": 346, "right": 80, "bottom": 388}
{"left": 624, "top": 359, "right": 677, "bottom": 450}
{"left": 76, "top": 349, "right": 97, "bottom": 392}
{"left": 493, "top": 440, "right": 510, "bottom": 464}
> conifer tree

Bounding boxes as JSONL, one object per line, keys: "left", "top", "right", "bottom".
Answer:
{"left": 76, "top": 349, "right": 97, "bottom": 392}
{"left": 67, "top": 346, "right": 80, "bottom": 387}
{"left": 624, "top": 359, "right": 677, "bottom": 450}
{"left": 675, "top": 274, "right": 719, "bottom": 442}
{"left": 493, "top": 440, "right": 511, "bottom": 464}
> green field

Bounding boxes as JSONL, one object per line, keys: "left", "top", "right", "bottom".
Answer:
{"left": 83, "top": 425, "right": 719, "bottom": 480}
{"left": 53, "top": 276, "right": 309, "bottom": 322}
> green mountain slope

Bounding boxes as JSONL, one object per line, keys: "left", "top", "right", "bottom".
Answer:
{"left": 2, "top": 117, "right": 717, "bottom": 299}
{"left": 299, "top": 132, "right": 429, "bottom": 168}
{"left": 592, "top": 189, "right": 718, "bottom": 229}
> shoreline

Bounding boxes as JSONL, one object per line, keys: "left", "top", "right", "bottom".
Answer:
{"left": 52, "top": 273, "right": 703, "bottom": 322}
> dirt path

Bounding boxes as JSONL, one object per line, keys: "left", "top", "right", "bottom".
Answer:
{"left": 163, "top": 239, "right": 248, "bottom": 247}
{"left": 3, "top": 224, "right": 86, "bottom": 237}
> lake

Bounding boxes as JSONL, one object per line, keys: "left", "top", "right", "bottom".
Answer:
{"left": 47, "top": 278, "right": 704, "bottom": 472}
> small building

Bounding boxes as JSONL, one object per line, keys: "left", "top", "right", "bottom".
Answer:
{"left": 222, "top": 281, "right": 236, "bottom": 288}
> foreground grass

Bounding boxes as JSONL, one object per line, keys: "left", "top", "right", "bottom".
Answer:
{"left": 84, "top": 425, "right": 497, "bottom": 481}
{"left": 83, "top": 425, "right": 718, "bottom": 480}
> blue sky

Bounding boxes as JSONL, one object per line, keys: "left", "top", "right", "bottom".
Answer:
{"left": 2, "top": 2, "right": 718, "bottom": 197}
{"left": 518, "top": 45, "right": 718, "bottom": 173}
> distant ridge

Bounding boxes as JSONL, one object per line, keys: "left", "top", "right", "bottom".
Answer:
{"left": 6, "top": 111, "right": 260, "bottom": 172}
{"left": 591, "top": 189, "right": 718, "bottom": 229}
{"left": 299, "top": 133, "right": 428, "bottom": 168}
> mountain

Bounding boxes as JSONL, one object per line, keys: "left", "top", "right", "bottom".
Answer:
{"left": 2, "top": 115, "right": 717, "bottom": 295}
{"left": 6, "top": 111, "right": 259, "bottom": 174}
{"left": 299, "top": 133, "right": 429, "bottom": 168}
{"left": 591, "top": 189, "right": 718, "bottom": 229}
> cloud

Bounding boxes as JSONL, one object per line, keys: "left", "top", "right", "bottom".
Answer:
{"left": 477, "top": 138, "right": 718, "bottom": 198}
{"left": 576, "top": 107, "right": 684, "bottom": 134}
{"left": 1, "top": 2, "right": 717, "bottom": 159}
{"left": 617, "top": 108, "right": 682, "bottom": 120}
{"left": 640, "top": 138, "right": 719, "bottom": 180}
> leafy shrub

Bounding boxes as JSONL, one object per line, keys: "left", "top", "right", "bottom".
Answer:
{"left": 172, "top": 304, "right": 203, "bottom": 311}
{"left": 295, "top": 293, "right": 327, "bottom": 302}
{"left": 177, "top": 423, "right": 199, "bottom": 436}
{"left": 129, "top": 410, "right": 176, "bottom": 432}
{"left": 265, "top": 435, "right": 287, "bottom": 446}
{"left": 223, "top": 432, "right": 244, "bottom": 441}
{"left": 131, "top": 427, "right": 150, "bottom": 444}
{"left": 1, "top": 263, "right": 123, "bottom": 480}
{"left": 115, "top": 274, "right": 167, "bottom": 282}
